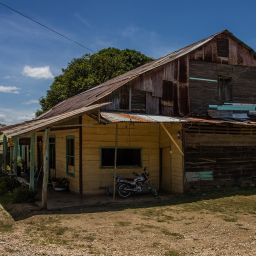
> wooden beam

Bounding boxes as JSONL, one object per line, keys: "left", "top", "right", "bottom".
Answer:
{"left": 29, "top": 133, "right": 36, "bottom": 191}
{"left": 2, "top": 135, "right": 7, "bottom": 171}
{"left": 12, "top": 137, "right": 18, "bottom": 175}
{"left": 41, "top": 128, "right": 49, "bottom": 209}
{"left": 129, "top": 85, "right": 132, "bottom": 111}
{"left": 160, "top": 123, "right": 184, "bottom": 156}
{"left": 79, "top": 116, "right": 83, "bottom": 196}
{"left": 113, "top": 123, "right": 118, "bottom": 200}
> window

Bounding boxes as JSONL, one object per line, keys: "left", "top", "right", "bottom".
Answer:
{"left": 49, "top": 137, "right": 56, "bottom": 169}
{"left": 217, "top": 38, "right": 229, "bottom": 58}
{"left": 162, "top": 80, "right": 174, "bottom": 102}
{"left": 66, "top": 136, "right": 75, "bottom": 176}
{"left": 218, "top": 76, "right": 232, "bottom": 102}
{"left": 101, "top": 148, "right": 141, "bottom": 168}
{"left": 119, "top": 86, "right": 130, "bottom": 110}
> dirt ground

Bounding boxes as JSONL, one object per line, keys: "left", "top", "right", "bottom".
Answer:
{"left": 1, "top": 191, "right": 256, "bottom": 256}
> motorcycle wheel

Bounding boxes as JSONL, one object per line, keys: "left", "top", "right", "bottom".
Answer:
{"left": 150, "top": 187, "right": 159, "bottom": 197}
{"left": 117, "top": 183, "right": 132, "bottom": 198}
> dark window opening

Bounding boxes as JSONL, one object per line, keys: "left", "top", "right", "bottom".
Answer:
{"left": 66, "top": 136, "right": 75, "bottom": 175}
{"left": 119, "top": 86, "right": 130, "bottom": 110}
{"left": 218, "top": 76, "right": 232, "bottom": 102}
{"left": 179, "top": 57, "right": 188, "bottom": 83}
{"left": 162, "top": 80, "right": 174, "bottom": 102}
{"left": 49, "top": 137, "right": 56, "bottom": 169}
{"left": 101, "top": 148, "right": 141, "bottom": 168}
{"left": 131, "top": 89, "right": 146, "bottom": 113}
{"left": 217, "top": 38, "right": 229, "bottom": 58}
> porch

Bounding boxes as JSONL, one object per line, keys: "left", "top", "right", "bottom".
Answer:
{"left": 40, "top": 188, "right": 170, "bottom": 210}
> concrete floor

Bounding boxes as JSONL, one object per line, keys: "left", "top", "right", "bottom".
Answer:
{"left": 44, "top": 188, "right": 165, "bottom": 210}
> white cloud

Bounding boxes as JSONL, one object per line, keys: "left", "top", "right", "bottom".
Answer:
{"left": 23, "top": 99, "right": 39, "bottom": 105}
{"left": 0, "top": 108, "right": 35, "bottom": 125}
{"left": 22, "top": 65, "right": 54, "bottom": 79}
{"left": 0, "top": 85, "right": 19, "bottom": 94}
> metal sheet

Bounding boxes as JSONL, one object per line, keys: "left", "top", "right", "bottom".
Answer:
{"left": 2, "top": 102, "right": 110, "bottom": 137}
{"left": 100, "top": 112, "right": 186, "bottom": 123}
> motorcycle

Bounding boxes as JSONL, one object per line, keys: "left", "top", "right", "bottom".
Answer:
{"left": 116, "top": 167, "right": 158, "bottom": 198}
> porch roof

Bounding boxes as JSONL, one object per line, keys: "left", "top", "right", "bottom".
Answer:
{"left": 0, "top": 102, "right": 109, "bottom": 137}
{"left": 99, "top": 112, "right": 185, "bottom": 123}
{"left": 99, "top": 112, "right": 256, "bottom": 126}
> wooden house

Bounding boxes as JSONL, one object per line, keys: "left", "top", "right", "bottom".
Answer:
{"left": 1, "top": 29, "right": 256, "bottom": 207}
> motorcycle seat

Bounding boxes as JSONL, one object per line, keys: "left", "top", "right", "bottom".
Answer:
{"left": 121, "top": 178, "right": 134, "bottom": 181}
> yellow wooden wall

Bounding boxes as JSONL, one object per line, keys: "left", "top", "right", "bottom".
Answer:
{"left": 159, "top": 123, "right": 184, "bottom": 193}
{"left": 49, "top": 129, "right": 80, "bottom": 193}
{"left": 42, "top": 115, "right": 184, "bottom": 195}
{"left": 82, "top": 115, "right": 160, "bottom": 195}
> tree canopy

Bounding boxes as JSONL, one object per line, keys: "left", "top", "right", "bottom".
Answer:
{"left": 37, "top": 48, "right": 153, "bottom": 116}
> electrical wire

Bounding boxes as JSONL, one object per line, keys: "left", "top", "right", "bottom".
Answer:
{"left": 0, "top": 1, "right": 94, "bottom": 52}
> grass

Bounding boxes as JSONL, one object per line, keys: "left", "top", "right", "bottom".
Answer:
{"left": 165, "top": 249, "right": 182, "bottom": 256}
{"left": 161, "top": 229, "right": 184, "bottom": 239}
{"left": 115, "top": 221, "right": 131, "bottom": 227}
{"left": 0, "top": 205, "right": 14, "bottom": 233}
{"left": 1, "top": 188, "right": 256, "bottom": 255}
{"left": 180, "top": 192, "right": 256, "bottom": 215}
{"left": 0, "top": 221, "right": 13, "bottom": 232}
{"left": 25, "top": 216, "right": 71, "bottom": 245}
{"left": 0, "top": 193, "right": 15, "bottom": 205}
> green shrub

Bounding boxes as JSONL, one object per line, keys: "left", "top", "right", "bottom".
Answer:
{"left": 0, "top": 176, "right": 20, "bottom": 195}
{"left": 0, "top": 180, "right": 8, "bottom": 195}
{"left": 12, "top": 187, "right": 35, "bottom": 203}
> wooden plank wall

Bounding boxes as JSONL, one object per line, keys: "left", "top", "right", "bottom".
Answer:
{"left": 184, "top": 124, "right": 256, "bottom": 191}
{"left": 101, "top": 58, "right": 190, "bottom": 117}
{"left": 82, "top": 115, "right": 160, "bottom": 195}
{"left": 159, "top": 123, "right": 184, "bottom": 193}
{"left": 189, "top": 61, "right": 256, "bottom": 115}
{"left": 189, "top": 35, "right": 256, "bottom": 66}
{"left": 49, "top": 129, "right": 80, "bottom": 193}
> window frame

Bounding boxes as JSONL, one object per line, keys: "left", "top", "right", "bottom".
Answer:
{"left": 100, "top": 147, "right": 142, "bottom": 169}
{"left": 49, "top": 136, "right": 56, "bottom": 170}
{"left": 66, "top": 135, "right": 75, "bottom": 176}
{"left": 217, "top": 38, "right": 229, "bottom": 58}
{"left": 218, "top": 76, "right": 233, "bottom": 102}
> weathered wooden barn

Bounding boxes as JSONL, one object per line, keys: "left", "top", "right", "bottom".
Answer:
{"left": 1, "top": 29, "right": 256, "bottom": 206}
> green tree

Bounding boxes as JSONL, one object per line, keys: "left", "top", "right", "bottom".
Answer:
{"left": 37, "top": 48, "right": 153, "bottom": 115}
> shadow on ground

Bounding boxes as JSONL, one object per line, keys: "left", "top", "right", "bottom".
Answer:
{"left": 3, "top": 187, "right": 256, "bottom": 221}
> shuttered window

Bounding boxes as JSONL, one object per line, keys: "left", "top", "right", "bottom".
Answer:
{"left": 217, "top": 38, "right": 229, "bottom": 58}
{"left": 218, "top": 76, "right": 232, "bottom": 102}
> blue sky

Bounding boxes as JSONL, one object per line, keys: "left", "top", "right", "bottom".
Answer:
{"left": 0, "top": 0, "right": 256, "bottom": 124}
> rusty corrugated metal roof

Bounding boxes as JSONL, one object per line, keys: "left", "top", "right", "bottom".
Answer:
{"left": 99, "top": 112, "right": 256, "bottom": 126}
{"left": 38, "top": 30, "right": 249, "bottom": 119}
{"left": 100, "top": 112, "right": 185, "bottom": 123}
{"left": 2, "top": 102, "right": 109, "bottom": 137}
{"left": 185, "top": 117, "right": 256, "bottom": 126}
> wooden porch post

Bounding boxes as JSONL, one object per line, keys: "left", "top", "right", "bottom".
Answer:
{"left": 2, "top": 135, "right": 7, "bottom": 171}
{"left": 42, "top": 128, "right": 49, "bottom": 209}
{"left": 79, "top": 116, "right": 83, "bottom": 197}
{"left": 113, "top": 123, "right": 118, "bottom": 200}
{"left": 29, "top": 133, "right": 36, "bottom": 191}
{"left": 13, "top": 137, "right": 18, "bottom": 175}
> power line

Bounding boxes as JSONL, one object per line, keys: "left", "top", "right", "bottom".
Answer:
{"left": 0, "top": 1, "right": 94, "bottom": 52}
